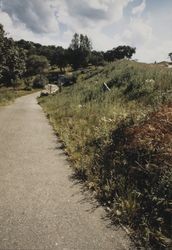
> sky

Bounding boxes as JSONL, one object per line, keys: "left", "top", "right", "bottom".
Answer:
{"left": 0, "top": 0, "right": 171, "bottom": 62}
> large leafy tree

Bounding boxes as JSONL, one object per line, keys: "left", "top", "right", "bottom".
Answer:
{"left": 3, "top": 39, "right": 26, "bottom": 85}
{"left": 0, "top": 24, "right": 26, "bottom": 86}
{"left": 115, "top": 46, "right": 136, "bottom": 59}
{"left": 104, "top": 46, "right": 136, "bottom": 62}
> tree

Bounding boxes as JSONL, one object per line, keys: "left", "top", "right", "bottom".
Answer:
{"left": 70, "top": 33, "right": 80, "bottom": 50}
{"left": 0, "top": 24, "right": 6, "bottom": 79}
{"left": 51, "top": 47, "right": 68, "bottom": 72}
{"left": 68, "top": 33, "right": 92, "bottom": 69}
{"left": 16, "top": 40, "right": 57, "bottom": 65}
{"left": 26, "top": 55, "right": 49, "bottom": 76}
{"left": 0, "top": 24, "right": 26, "bottom": 86}
{"left": 104, "top": 49, "right": 116, "bottom": 62}
{"left": 169, "top": 53, "right": 172, "bottom": 61}
{"left": 36, "top": 45, "right": 56, "bottom": 65}
{"left": 3, "top": 39, "right": 26, "bottom": 87}
{"left": 114, "top": 46, "right": 136, "bottom": 59}
{"left": 104, "top": 46, "right": 136, "bottom": 62}
{"left": 89, "top": 51, "right": 105, "bottom": 66}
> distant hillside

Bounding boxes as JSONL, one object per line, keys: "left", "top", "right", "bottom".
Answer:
{"left": 157, "top": 61, "right": 172, "bottom": 68}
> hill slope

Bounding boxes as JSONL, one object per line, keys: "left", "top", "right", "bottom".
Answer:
{"left": 39, "top": 60, "right": 172, "bottom": 248}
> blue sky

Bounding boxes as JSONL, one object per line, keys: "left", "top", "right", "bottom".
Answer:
{"left": 0, "top": 0, "right": 171, "bottom": 62}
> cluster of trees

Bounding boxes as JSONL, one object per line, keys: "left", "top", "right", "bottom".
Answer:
{"left": 16, "top": 33, "right": 93, "bottom": 71}
{"left": 0, "top": 24, "right": 51, "bottom": 87}
{"left": 0, "top": 23, "right": 136, "bottom": 87}
{"left": 16, "top": 32, "right": 136, "bottom": 71}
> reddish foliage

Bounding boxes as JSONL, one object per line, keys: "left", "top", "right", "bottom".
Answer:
{"left": 124, "top": 105, "right": 172, "bottom": 169}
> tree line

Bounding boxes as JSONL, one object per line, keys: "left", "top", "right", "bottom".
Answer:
{"left": 0, "top": 23, "right": 136, "bottom": 87}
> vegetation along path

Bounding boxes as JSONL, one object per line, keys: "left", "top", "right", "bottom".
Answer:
{"left": 0, "top": 93, "right": 131, "bottom": 250}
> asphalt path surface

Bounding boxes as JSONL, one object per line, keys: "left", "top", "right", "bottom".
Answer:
{"left": 0, "top": 93, "right": 131, "bottom": 250}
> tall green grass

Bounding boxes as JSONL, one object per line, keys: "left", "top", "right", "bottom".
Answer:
{"left": 39, "top": 60, "right": 172, "bottom": 248}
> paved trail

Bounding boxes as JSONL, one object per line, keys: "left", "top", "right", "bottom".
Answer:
{"left": 0, "top": 93, "right": 131, "bottom": 250}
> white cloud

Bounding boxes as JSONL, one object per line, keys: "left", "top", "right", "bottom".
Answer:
{"left": 1, "top": 0, "right": 59, "bottom": 33}
{"left": 124, "top": 17, "right": 153, "bottom": 45}
{"left": 52, "top": 0, "right": 133, "bottom": 31}
{"left": 64, "top": 0, "right": 131, "bottom": 22}
{"left": 132, "top": 0, "right": 146, "bottom": 16}
{"left": 0, "top": 8, "right": 67, "bottom": 46}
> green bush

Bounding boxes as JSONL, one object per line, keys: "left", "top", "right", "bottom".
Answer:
{"left": 32, "top": 75, "right": 48, "bottom": 89}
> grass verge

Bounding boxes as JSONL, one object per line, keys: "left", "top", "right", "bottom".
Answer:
{"left": 0, "top": 87, "right": 38, "bottom": 106}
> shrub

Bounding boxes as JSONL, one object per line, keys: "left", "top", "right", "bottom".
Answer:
{"left": 32, "top": 75, "right": 48, "bottom": 89}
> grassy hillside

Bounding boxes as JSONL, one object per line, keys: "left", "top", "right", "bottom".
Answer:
{"left": 39, "top": 60, "right": 172, "bottom": 248}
